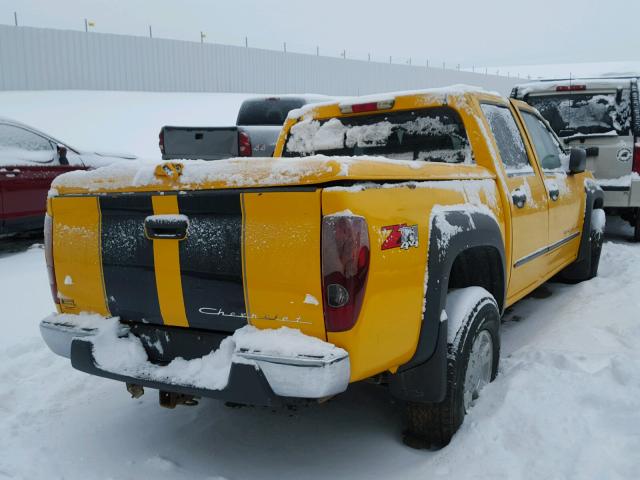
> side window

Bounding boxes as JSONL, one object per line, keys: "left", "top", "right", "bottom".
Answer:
{"left": 0, "top": 124, "right": 55, "bottom": 164}
{"left": 480, "top": 104, "right": 532, "bottom": 173}
{"left": 520, "top": 111, "right": 566, "bottom": 171}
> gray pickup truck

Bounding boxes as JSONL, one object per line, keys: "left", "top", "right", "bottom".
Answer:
{"left": 512, "top": 77, "right": 640, "bottom": 240}
{"left": 159, "top": 96, "right": 331, "bottom": 161}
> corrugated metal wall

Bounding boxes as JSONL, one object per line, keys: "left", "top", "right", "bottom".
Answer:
{"left": 0, "top": 25, "right": 518, "bottom": 95}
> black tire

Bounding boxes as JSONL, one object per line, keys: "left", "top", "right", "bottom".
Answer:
{"left": 403, "top": 289, "right": 500, "bottom": 450}
{"left": 633, "top": 208, "right": 640, "bottom": 243}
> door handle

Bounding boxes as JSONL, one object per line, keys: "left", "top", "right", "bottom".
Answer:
{"left": 549, "top": 188, "right": 560, "bottom": 201}
{"left": 512, "top": 189, "right": 527, "bottom": 209}
{"left": 144, "top": 215, "right": 189, "bottom": 240}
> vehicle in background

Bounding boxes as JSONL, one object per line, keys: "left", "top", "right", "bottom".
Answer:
{"left": 511, "top": 77, "right": 640, "bottom": 240}
{"left": 159, "top": 95, "right": 332, "bottom": 161}
{"left": 0, "top": 117, "right": 136, "bottom": 236}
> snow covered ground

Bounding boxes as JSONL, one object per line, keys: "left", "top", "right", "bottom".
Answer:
{"left": 1, "top": 218, "right": 639, "bottom": 480}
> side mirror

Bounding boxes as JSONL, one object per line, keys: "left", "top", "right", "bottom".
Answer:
{"left": 56, "top": 144, "right": 69, "bottom": 165}
{"left": 569, "top": 148, "right": 586, "bottom": 174}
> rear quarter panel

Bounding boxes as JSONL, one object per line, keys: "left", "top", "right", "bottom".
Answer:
{"left": 322, "top": 179, "right": 503, "bottom": 381}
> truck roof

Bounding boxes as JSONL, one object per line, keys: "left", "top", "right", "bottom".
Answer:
{"left": 286, "top": 84, "right": 501, "bottom": 121}
{"left": 512, "top": 77, "right": 637, "bottom": 97}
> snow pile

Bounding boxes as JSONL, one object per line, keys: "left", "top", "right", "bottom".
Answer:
{"left": 44, "top": 313, "right": 345, "bottom": 391}
{"left": 596, "top": 172, "right": 640, "bottom": 187}
{"left": 50, "top": 155, "right": 493, "bottom": 194}
{"left": 50, "top": 157, "right": 338, "bottom": 192}
{"left": 591, "top": 208, "right": 606, "bottom": 234}
{"left": 445, "top": 287, "right": 497, "bottom": 347}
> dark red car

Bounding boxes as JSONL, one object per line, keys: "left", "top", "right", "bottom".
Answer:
{"left": 0, "top": 118, "right": 136, "bottom": 235}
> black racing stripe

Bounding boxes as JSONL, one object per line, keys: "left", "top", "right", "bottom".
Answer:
{"left": 177, "top": 192, "right": 246, "bottom": 332}
{"left": 100, "top": 196, "right": 163, "bottom": 324}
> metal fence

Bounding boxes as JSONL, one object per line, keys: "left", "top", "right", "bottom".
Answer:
{"left": 0, "top": 25, "right": 518, "bottom": 95}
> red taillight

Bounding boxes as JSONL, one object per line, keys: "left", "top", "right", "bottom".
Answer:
{"left": 339, "top": 99, "right": 395, "bottom": 114}
{"left": 158, "top": 129, "right": 165, "bottom": 155}
{"left": 44, "top": 214, "right": 59, "bottom": 306}
{"left": 321, "top": 214, "right": 370, "bottom": 332}
{"left": 238, "top": 131, "right": 252, "bottom": 157}
{"left": 556, "top": 84, "right": 586, "bottom": 92}
{"left": 633, "top": 141, "right": 640, "bottom": 174}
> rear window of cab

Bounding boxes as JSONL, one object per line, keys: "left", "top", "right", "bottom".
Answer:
{"left": 283, "top": 107, "right": 473, "bottom": 164}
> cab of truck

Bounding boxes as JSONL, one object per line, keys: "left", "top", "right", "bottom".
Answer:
{"left": 512, "top": 77, "right": 640, "bottom": 239}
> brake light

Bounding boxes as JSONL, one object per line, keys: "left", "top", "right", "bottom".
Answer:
{"left": 339, "top": 99, "right": 395, "bottom": 114}
{"left": 44, "top": 214, "right": 59, "bottom": 306}
{"left": 556, "top": 85, "right": 586, "bottom": 92}
{"left": 321, "top": 214, "right": 370, "bottom": 332}
{"left": 238, "top": 131, "right": 252, "bottom": 157}
{"left": 158, "top": 129, "right": 165, "bottom": 155}
{"left": 633, "top": 141, "right": 640, "bottom": 174}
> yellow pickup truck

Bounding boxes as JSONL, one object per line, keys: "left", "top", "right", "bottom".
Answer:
{"left": 40, "top": 86, "right": 604, "bottom": 448}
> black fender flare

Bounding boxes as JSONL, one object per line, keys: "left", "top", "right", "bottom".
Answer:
{"left": 576, "top": 181, "right": 604, "bottom": 262}
{"left": 557, "top": 181, "right": 604, "bottom": 280}
{"left": 389, "top": 207, "right": 505, "bottom": 403}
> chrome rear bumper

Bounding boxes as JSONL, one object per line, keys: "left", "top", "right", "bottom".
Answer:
{"left": 40, "top": 316, "right": 350, "bottom": 402}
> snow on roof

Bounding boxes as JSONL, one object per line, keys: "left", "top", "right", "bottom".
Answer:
{"left": 514, "top": 78, "right": 636, "bottom": 97}
{"left": 287, "top": 84, "right": 501, "bottom": 120}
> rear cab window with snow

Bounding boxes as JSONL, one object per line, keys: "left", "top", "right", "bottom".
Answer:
{"left": 526, "top": 90, "right": 631, "bottom": 138}
{"left": 283, "top": 107, "right": 473, "bottom": 164}
{"left": 480, "top": 103, "right": 533, "bottom": 175}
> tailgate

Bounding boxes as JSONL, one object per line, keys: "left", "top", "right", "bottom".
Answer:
{"left": 162, "top": 126, "right": 238, "bottom": 160}
{"left": 564, "top": 133, "right": 634, "bottom": 180}
{"left": 50, "top": 188, "right": 326, "bottom": 339}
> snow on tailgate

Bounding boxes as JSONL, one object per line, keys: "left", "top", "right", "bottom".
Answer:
{"left": 50, "top": 156, "right": 493, "bottom": 195}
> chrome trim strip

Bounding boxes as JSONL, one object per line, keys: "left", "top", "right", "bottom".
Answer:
{"left": 235, "top": 350, "right": 348, "bottom": 368}
{"left": 506, "top": 171, "right": 536, "bottom": 178}
{"left": 514, "top": 231, "right": 580, "bottom": 268}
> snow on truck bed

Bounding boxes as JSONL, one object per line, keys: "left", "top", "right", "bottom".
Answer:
{"left": 50, "top": 156, "right": 493, "bottom": 194}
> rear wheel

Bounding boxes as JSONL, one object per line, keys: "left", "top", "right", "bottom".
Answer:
{"left": 403, "top": 288, "right": 500, "bottom": 449}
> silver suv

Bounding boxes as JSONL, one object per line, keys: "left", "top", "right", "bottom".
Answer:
{"left": 512, "top": 77, "right": 640, "bottom": 240}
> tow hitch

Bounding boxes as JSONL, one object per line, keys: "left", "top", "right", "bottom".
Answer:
{"left": 159, "top": 391, "right": 199, "bottom": 408}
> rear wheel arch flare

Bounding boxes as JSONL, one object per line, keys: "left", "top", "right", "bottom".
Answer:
{"left": 398, "top": 208, "right": 505, "bottom": 372}
{"left": 447, "top": 245, "right": 505, "bottom": 313}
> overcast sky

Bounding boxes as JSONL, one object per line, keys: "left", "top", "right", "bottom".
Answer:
{"left": 2, "top": 0, "right": 638, "bottom": 70}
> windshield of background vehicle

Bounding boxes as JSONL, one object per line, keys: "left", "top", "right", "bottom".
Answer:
{"left": 283, "top": 107, "right": 472, "bottom": 164}
{"left": 237, "top": 98, "right": 306, "bottom": 126}
{"left": 526, "top": 91, "right": 631, "bottom": 137}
